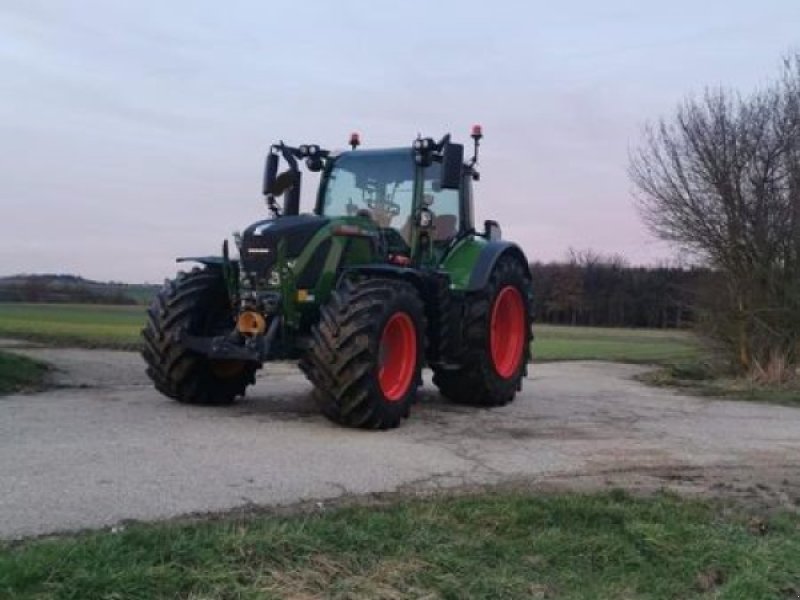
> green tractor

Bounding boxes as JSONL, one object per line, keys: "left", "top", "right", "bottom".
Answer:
{"left": 142, "top": 128, "right": 533, "bottom": 429}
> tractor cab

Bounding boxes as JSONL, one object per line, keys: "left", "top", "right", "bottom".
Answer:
{"left": 317, "top": 147, "right": 467, "bottom": 261}
{"left": 263, "top": 133, "right": 476, "bottom": 267}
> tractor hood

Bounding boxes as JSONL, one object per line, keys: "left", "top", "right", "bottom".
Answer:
{"left": 240, "top": 214, "right": 329, "bottom": 281}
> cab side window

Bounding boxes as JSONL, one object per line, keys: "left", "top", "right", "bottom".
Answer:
{"left": 423, "top": 163, "right": 460, "bottom": 242}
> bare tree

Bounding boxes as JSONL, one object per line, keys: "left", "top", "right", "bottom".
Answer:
{"left": 630, "top": 54, "right": 800, "bottom": 378}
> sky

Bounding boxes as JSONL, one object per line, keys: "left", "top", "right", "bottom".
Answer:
{"left": 1, "top": 1, "right": 799, "bottom": 282}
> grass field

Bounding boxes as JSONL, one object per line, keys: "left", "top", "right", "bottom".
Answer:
{"left": 1, "top": 491, "right": 797, "bottom": 599}
{"left": 0, "top": 303, "right": 144, "bottom": 349}
{"left": 533, "top": 324, "right": 700, "bottom": 364}
{"left": 0, "top": 303, "right": 701, "bottom": 365}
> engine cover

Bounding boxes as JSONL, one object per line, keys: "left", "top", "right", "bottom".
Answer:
{"left": 240, "top": 215, "right": 329, "bottom": 284}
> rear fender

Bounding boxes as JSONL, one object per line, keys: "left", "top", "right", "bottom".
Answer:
{"left": 442, "top": 238, "right": 530, "bottom": 292}
{"left": 467, "top": 242, "right": 530, "bottom": 291}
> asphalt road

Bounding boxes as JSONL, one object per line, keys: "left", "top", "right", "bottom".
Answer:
{"left": 1, "top": 340, "right": 799, "bottom": 539}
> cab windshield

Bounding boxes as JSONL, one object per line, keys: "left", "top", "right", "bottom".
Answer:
{"left": 320, "top": 149, "right": 414, "bottom": 231}
{"left": 319, "top": 148, "right": 461, "bottom": 244}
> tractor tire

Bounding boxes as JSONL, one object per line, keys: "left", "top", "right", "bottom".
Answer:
{"left": 141, "top": 267, "right": 257, "bottom": 404}
{"left": 432, "top": 255, "right": 532, "bottom": 406}
{"left": 300, "top": 278, "right": 425, "bottom": 429}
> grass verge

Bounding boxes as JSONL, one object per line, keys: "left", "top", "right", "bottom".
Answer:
{"left": 1, "top": 491, "right": 798, "bottom": 599}
{"left": 641, "top": 362, "right": 800, "bottom": 408}
{"left": 0, "top": 350, "right": 48, "bottom": 395}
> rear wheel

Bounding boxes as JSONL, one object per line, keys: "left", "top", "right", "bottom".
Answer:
{"left": 141, "top": 268, "right": 257, "bottom": 404}
{"left": 433, "top": 256, "right": 532, "bottom": 406}
{"left": 300, "top": 278, "right": 425, "bottom": 429}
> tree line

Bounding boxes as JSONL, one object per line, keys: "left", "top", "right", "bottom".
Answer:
{"left": 529, "top": 251, "right": 706, "bottom": 329}
{"left": 0, "top": 275, "right": 139, "bottom": 305}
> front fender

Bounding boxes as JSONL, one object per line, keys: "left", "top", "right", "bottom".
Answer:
{"left": 176, "top": 256, "right": 238, "bottom": 269}
{"left": 176, "top": 256, "right": 240, "bottom": 303}
{"left": 340, "top": 265, "right": 426, "bottom": 294}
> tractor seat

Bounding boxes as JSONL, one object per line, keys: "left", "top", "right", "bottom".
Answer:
{"left": 398, "top": 213, "right": 458, "bottom": 243}
{"left": 433, "top": 214, "right": 457, "bottom": 241}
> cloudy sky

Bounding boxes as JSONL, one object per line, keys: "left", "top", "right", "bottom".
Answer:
{"left": 1, "top": 1, "right": 798, "bottom": 282}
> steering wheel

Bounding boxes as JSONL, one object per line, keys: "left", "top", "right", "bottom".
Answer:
{"left": 366, "top": 197, "right": 401, "bottom": 216}
{"left": 379, "top": 227, "right": 409, "bottom": 255}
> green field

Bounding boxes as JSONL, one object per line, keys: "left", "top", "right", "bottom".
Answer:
{"left": 0, "top": 303, "right": 144, "bottom": 349}
{"left": 533, "top": 324, "right": 700, "bottom": 364}
{"left": 0, "top": 303, "right": 700, "bottom": 364}
{"left": 1, "top": 491, "right": 797, "bottom": 599}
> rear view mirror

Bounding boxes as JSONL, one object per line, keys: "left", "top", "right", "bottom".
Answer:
{"left": 263, "top": 153, "right": 279, "bottom": 195}
{"left": 484, "top": 220, "right": 501, "bottom": 241}
{"left": 440, "top": 142, "right": 464, "bottom": 190}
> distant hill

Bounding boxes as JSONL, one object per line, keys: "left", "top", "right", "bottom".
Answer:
{"left": 0, "top": 274, "right": 160, "bottom": 305}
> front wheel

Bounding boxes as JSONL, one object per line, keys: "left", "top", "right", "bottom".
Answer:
{"left": 300, "top": 278, "right": 425, "bottom": 429}
{"left": 433, "top": 256, "right": 532, "bottom": 406}
{"left": 141, "top": 268, "right": 257, "bottom": 404}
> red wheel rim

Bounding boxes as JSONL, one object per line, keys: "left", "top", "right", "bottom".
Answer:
{"left": 490, "top": 286, "right": 526, "bottom": 378}
{"left": 378, "top": 312, "right": 417, "bottom": 401}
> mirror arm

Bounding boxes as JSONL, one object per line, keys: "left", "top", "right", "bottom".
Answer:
{"left": 277, "top": 143, "right": 301, "bottom": 216}
{"left": 265, "top": 193, "right": 281, "bottom": 218}
{"left": 262, "top": 140, "right": 329, "bottom": 217}
{"left": 279, "top": 142, "right": 299, "bottom": 172}
{"left": 263, "top": 146, "right": 280, "bottom": 195}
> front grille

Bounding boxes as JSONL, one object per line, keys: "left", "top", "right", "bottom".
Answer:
{"left": 240, "top": 235, "right": 277, "bottom": 281}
